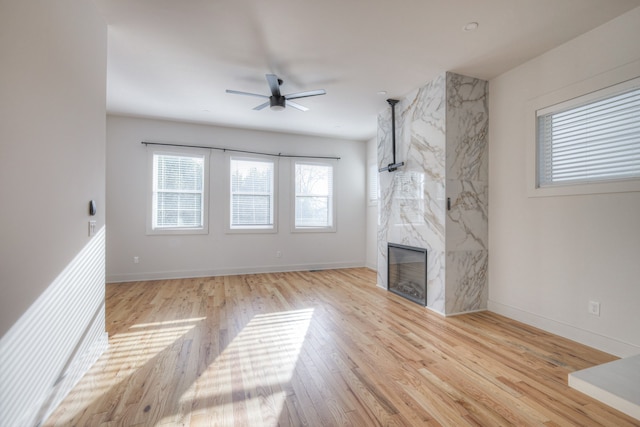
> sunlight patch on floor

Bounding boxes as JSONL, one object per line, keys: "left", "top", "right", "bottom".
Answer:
{"left": 173, "top": 308, "right": 314, "bottom": 426}
{"left": 49, "top": 317, "right": 204, "bottom": 425}
{"left": 129, "top": 317, "right": 206, "bottom": 329}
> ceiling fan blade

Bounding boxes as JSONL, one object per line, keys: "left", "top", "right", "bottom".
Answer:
{"left": 286, "top": 100, "right": 309, "bottom": 112}
{"left": 284, "top": 89, "right": 326, "bottom": 100}
{"left": 226, "top": 89, "right": 269, "bottom": 98}
{"left": 265, "top": 74, "right": 281, "bottom": 97}
{"left": 253, "top": 101, "right": 270, "bottom": 111}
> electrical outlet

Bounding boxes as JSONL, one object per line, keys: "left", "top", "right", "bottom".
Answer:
{"left": 588, "top": 301, "right": 600, "bottom": 316}
{"left": 276, "top": 251, "right": 282, "bottom": 258}
{"left": 133, "top": 256, "right": 139, "bottom": 264}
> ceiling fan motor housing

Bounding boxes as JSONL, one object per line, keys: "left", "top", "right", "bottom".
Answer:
{"left": 270, "top": 95, "right": 286, "bottom": 110}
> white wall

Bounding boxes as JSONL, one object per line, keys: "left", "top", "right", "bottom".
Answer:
{"left": 0, "top": 1, "right": 107, "bottom": 425}
{"left": 488, "top": 7, "right": 640, "bottom": 357}
{"left": 106, "top": 116, "right": 366, "bottom": 282}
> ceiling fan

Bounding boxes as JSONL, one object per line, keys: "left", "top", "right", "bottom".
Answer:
{"left": 226, "top": 74, "right": 326, "bottom": 112}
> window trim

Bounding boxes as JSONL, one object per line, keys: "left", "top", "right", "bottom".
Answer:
{"left": 225, "top": 154, "right": 278, "bottom": 234}
{"left": 146, "top": 147, "right": 210, "bottom": 235}
{"left": 526, "top": 62, "right": 640, "bottom": 198}
{"left": 291, "top": 160, "right": 337, "bottom": 233}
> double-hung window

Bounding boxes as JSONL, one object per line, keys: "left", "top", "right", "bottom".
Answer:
{"left": 536, "top": 78, "right": 640, "bottom": 189}
{"left": 293, "top": 161, "right": 335, "bottom": 231}
{"left": 148, "top": 148, "right": 209, "bottom": 234}
{"left": 229, "top": 156, "right": 276, "bottom": 231}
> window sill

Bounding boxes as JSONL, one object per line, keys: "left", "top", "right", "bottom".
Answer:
{"left": 292, "top": 226, "right": 336, "bottom": 233}
{"left": 528, "top": 178, "right": 640, "bottom": 198}
{"left": 146, "top": 227, "right": 209, "bottom": 236}
{"left": 226, "top": 226, "right": 277, "bottom": 234}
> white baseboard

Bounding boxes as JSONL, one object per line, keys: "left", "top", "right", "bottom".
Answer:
{"left": 488, "top": 300, "right": 640, "bottom": 358}
{"left": 107, "top": 261, "right": 366, "bottom": 283}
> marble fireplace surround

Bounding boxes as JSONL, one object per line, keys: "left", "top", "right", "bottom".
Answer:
{"left": 377, "top": 72, "right": 488, "bottom": 316}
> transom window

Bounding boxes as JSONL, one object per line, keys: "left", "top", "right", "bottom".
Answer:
{"left": 294, "top": 161, "right": 335, "bottom": 231}
{"left": 537, "top": 79, "right": 640, "bottom": 187}
{"left": 229, "top": 157, "right": 275, "bottom": 230}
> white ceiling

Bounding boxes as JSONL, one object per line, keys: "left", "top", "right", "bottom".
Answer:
{"left": 96, "top": 0, "right": 640, "bottom": 141}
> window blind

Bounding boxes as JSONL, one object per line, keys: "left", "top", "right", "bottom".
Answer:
{"left": 368, "top": 163, "right": 379, "bottom": 204}
{"left": 153, "top": 154, "right": 204, "bottom": 229}
{"left": 295, "top": 162, "right": 333, "bottom": 228}
{"left": 230, "top": 158, "right": 274, "bottom": 227}
{"left": 537, "top": 85, "right": 640, "bottom": 187}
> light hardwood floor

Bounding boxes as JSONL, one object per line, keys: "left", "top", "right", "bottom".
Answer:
{"left": 45, "top": 268, "right": 639, "bottom": 426}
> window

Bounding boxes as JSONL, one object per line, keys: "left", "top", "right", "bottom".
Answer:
{"left": 294, "top": 161, "right": 335, "bottom": 231}
{"left": 537, "top": 79, "right": 640, "bottom": 188}
{"left": 148, "top": 149, "right": 209, "bottom": 234}
{"left": 368, "top": 163, "right": 379, "bottom": 206}
{"left": 229, "top": 157, "right": 275, "bottom": 230}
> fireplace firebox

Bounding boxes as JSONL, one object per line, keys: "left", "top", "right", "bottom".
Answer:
{"left": 388, "top": 243, "right": 427, "bottom": 306}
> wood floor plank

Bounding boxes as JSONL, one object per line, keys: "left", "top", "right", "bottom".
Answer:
{"left": 44, "top": 268, "right": 639, "bottom": 426}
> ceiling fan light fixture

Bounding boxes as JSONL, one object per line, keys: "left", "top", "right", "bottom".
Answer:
{"left": 270, "top": 96, "right": 286, "bottom": 111}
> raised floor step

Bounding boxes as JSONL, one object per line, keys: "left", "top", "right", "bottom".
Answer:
{"left": 569, "top": 353, "right": 640, "bottom": 421}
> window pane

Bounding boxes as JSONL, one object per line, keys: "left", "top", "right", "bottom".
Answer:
{"left": 368, "top": 163, "right": 379, "bottom": 204}
{"left": 158, "top": 210, "right": 177, "bottom": 228}
{"left": 295, "top": 162, "right": 333, "bottom": 229}
{"left": 152, "top": 153, "right": 204, "bottom": 229}
{"left": 295, "top": 163, "right": 332, "bottom": 195}
{"left": 295, "top": 196, "right": 329, "bottom": 227}
{"left": 538, "top": 85, "right": 640, "bottom": 186}
{"left": 232, "top": 195, "right": 271, "bottom": 225}
{"left": 155, "top": 155, "right": 203, "bottom": 191}
{"left": 230, "top": 158, "right": 274, "bottom": 227}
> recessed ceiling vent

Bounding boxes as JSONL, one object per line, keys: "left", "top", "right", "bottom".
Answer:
{"left": 379, "top": 99, "right": 404, "bottom": 173}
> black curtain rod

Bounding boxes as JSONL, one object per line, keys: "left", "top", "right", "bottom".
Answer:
{"left": 141, "top": 141, "right": 340, "bottom": 160}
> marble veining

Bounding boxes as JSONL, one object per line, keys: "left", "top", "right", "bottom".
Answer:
{"left": 446, "top": 74, "right": 489, "bottom": 182}
{"left": 377, "top": 76, "right": 447, "bottom": 307}
{"left": 444, "top": 73, "right": 489, "bottom": 313}
{"left": 446, "top": 180, "right": 488, "bottom": 251}
{"left": 446, "top": 250, "right": 489, "bottom": 314}
{"left": 378, "top": 71, "right": 488, "bottom": 315}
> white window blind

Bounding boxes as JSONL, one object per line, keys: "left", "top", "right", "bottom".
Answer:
{"left": 295, "top": 162, "right": 334, "bottom": 229}
{"left": 368, "top": 163, "right": 379, "bottom": 205}
{"left": 230, "top": 157, "right": 274, "bottom": 228}
{"left": 537, "top": 83, "right": 640, "bottom": 187}
{"left": 152, "top": 153, "right": 205, "bottom": 229}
